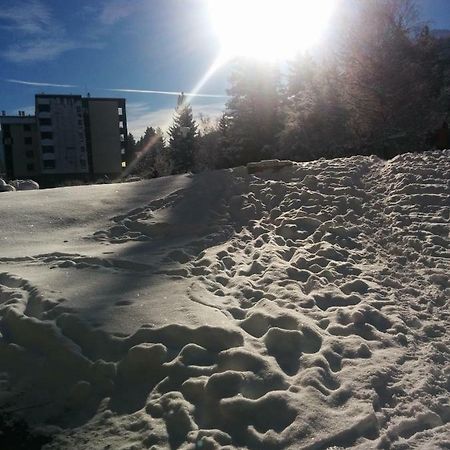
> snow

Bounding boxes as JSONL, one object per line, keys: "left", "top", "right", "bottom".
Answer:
{"left": 1, "top": 178, "right": 39, "bottom": 192}
{"left": 0, "top": 179, "right": 15, "bottom": 192}
{"left": 0, "top": 150, "right": 449, "bottom": 449}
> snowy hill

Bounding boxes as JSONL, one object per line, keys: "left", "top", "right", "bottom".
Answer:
{"left": 0, "top": 150, "right": 449, "bottom": 449}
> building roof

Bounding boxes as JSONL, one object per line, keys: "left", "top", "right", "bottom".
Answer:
{"left": 83, "top": 97, "right": 126, "bottom": 102}
{"left": 35, "top": 94, "right": 125, "bottom": 102}
{"left": 0, "top": 115, "right": 36, "bottom": 124}
{"left": 35, "top": 94, "right": 82, "bottom": 99}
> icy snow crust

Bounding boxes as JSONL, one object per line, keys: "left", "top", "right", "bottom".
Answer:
{"left": 0, "top": 150, "right": 449, "bottom": 449}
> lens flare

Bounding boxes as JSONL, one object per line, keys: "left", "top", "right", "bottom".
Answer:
{"left": 208, "top": 0, "right": 336, "bottom": 60}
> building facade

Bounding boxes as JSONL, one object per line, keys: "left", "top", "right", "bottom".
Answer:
{"left": 0, "top": 114, "right": 40, "bottom": 179}
{"left": 35, "top": 94, "right": 88, "bottom": 176}
{"left": 83, "top": 97, "right": 128, "bottom": 178}
{"left": 0, "top": 94, "right": 127, "bottom": 184}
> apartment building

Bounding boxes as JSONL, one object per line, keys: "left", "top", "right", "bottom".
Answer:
{"left": 0, "top": 94, "right": 127, "bottom": 184}
{"left": 36, "top": 94, "right": 88, "bottom": 176}
{"left": 0, "top": 113, "right": 40, "bottom": 179}
{"left": 83, "top": 97, "right": 128, "bottom": 177}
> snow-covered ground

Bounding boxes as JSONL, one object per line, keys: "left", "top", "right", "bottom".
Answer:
{"left": 0, "top": 150, "right": 449, "bottom": 449}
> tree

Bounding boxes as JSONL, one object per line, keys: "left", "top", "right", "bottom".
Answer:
{"left": 192, "top": 114, "right": 224, "bottom": 171}
{"left": 131, "top": 127, "right": 166, "bottom": 178}
{"left": 168, "top": 94, "right": 198, "bottom": 174}
{"left": 279, "top": 54, "right": 353, "bottom": 161}
{"left": 337, "top": 0, "right": 439, "bottom": 157}
{"left": 225, "top": 59, "right": 282, "bottom": 165}
{"left": 127, "top": 133, "right": 137, "bottom": 163}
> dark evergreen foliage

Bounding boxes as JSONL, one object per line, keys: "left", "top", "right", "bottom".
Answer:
{"left": 223, "top": 59, "right": 282, "bottom": 166}
{"left": 279, "top": 55, "right": 353, "bottom": 161}
{"left": 130, "top": 127, "right": 166, "bottom": 178}
{"left": 127, "top": 133, "right": 137, "bottom": 163}
{"left": 168, "top": 94, "right": 198, "bottom": 174}
{"left": 334, "top": 0, "right": 442, "bottom": 158}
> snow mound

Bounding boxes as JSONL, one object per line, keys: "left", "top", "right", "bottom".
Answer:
{"left": 9, "top": 179, "right": 40, "bottom": 190}
{"left": 0, "top": 150, "right": 448, "bottom": 449}
{"left": 0, "top": 179, "right": 15, "bottom": 192}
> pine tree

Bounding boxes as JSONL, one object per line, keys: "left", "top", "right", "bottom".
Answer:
{"left": 168, "top": 94, "right": 198, "bottom": 174}
{"left": 153, "top": 127, "right": 172, "bottom": 176}
{"left": 279, "top": 54, "right": 353, "bottom": 161}
{"left": 225, "top": 59, "right": 282, "bottom": 165}
{"left": 131, "top": 127, "right": 166, "bottom": 178}
{"left": 127, "top": 133, "right": 137, "bottom": 162}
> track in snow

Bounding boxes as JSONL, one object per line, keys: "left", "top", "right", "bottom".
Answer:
{"left": 0, "top": 150, "right": 448, "bottom": 449}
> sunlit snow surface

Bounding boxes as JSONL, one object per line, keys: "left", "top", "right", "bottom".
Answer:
{"left": 0, "top": 151, "right": 449, "bottom": 449}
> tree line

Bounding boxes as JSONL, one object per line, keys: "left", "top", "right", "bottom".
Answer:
{"left": 128, "top": 0, "right": 450, "bottom": 178}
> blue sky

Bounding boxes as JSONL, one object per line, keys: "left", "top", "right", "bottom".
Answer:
{"left": 1, "top": 0, "right": 449, "bottom": 138}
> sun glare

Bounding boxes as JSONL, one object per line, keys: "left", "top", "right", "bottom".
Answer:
{"left": 208, "top": 0, "right": 336, "bottom": 60}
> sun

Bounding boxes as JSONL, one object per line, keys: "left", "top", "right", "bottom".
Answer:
{"left": 208, "top": 0, "right": 336, "bottom": 61}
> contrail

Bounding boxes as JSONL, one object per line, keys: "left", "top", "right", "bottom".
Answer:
{"left": 5, "top": 79, "right": 78, "bottom": 88}
{"left": 4, "top": 79, "right": 228, "bottom": 98}
{"left": 105, "top": 88, "right": 229, "bottom": 98}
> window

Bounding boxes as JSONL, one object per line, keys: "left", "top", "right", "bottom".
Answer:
{"left": 39, "top": 118, "right": 52, "bottom": 126}
{"left": 24, "top": 124, "right": 31, "bottom": 132}
{"left": 41, "top": 131, "right": 53, "bottom": 140}
{"left": 43, "top": 160, "right": 55, "bottom": 169}
{"left": 76, "top": 106, "right": 81, "bottom": 113}
{"left": 27, "top": 163, "right": 34, "bottom": 171}
{"left": 2, "top": 124, "right": 11, "bottom": 138}
{"left": 24, "top": 137, "right": 33, "bottom": 145}
{"left": 121, "top": 161, "right": 127, "bottom": 168}
{"left": 80, "top": 159, "right": 86, "bottom": 168}
{"left": 38, "top": 104, "right": 50, "bottom": 113}
{"left": 120, "top": 134, "right": 125, "bottom": 142}
{"left": 26, "top": 150, "right": 34, "bottom": 158}
{"left": 118, "top": 107, "right": 123, "bottom": 115}
{"left": 119, "top": 121, "right": 124, "bottom": 128}
{"left": 78, "top": 119, "right": 83, "bottom": 126}
{"left": 42, "top": 145, "right": 54, "bottom": 153}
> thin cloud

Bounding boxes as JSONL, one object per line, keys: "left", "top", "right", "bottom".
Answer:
{"left": 98, "top": 0, "right": 146, "bottom": 25}
{"left": 127, "top": 103, "right": 174, "bottom": 137}
{"left": 0, "top": 0, "right": 101, "bottom": 63}
{"left": 6, "top": 79, "right": 78, "bottom": 88}
{"left": 0, "top": 0, "right": 52, "bottom": 35}
{"left": 2, "top": 39, "right": 102, "bottom": 64}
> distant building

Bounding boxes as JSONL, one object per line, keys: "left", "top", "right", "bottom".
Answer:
{"left": 0, "top": 94, "right": 128, "bottom": 184}
{"left": 0, "top": 113, "right": 40, "bottom": 179}
{"left": 82, "top": 97, "right": 128, "bottom": 177}
{"left": 35, "top": 94, "right": 88, "bottom": 176}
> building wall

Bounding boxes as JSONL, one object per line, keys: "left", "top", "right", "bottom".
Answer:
{"left": 84, "top": 99, "right": 125, "bottom": 177}
{"left": 0, "top": 129, "right": 4, "bottom": 176}
{"left": 0, "top": 95, "right": 128, "bottom": 183}
{"left": 0, "top": 116, "right": 40, "bottom": 179}
{"left": 36, "top": 95, "right": 89, "bottom": 175}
